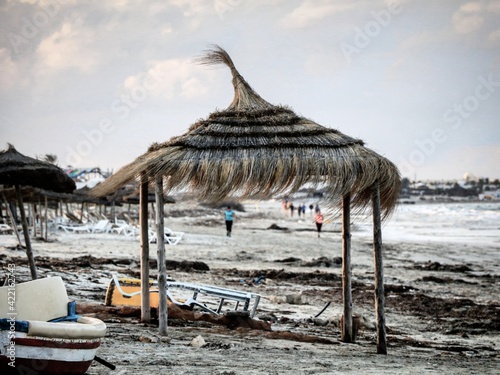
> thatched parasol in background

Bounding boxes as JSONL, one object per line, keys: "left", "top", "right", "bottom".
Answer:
{"left": 0, "top": 144, "right": 75, "bottom": 193}
{"left": 0, "top": 144, "right": 76, "bottom": 279}
{"left": 91, "top": 46, "right": 400, "bottom": 353}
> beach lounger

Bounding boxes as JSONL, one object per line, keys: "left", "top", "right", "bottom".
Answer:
{"left": 109, "top": 219, "right": 139, "bottom": 236}
{"left": 147, "top": 227, "right": 184, "bottom": 245}
{"left": 123, "top": 225, "right": 140, "bottom": 237}
{"left": 122, "top": 213, "right": 138, "bottom": 226}
{"left": 90, "top": 219, "right": 111, "bottom": 233}
{"left": 65, "top": 212, "right": 83, "bottom": 224}
{"left": 0, "top": 223, "right": 13, "bottom": 234}
{"left": 57, "top": 223, "right": 92, "bottom": 233}
{"left": 165, "top": 227, "right": 184, "bottom": 242}
{"left": 105, "top": 275, "right": 261, "bottom": 318}
{"left": 108, "top": 219, "right": 128, "bottom": 234}
{"left": 48, "top": 216, "right": 68, "bottom": 230}
{"left": 57, "top": 219, "right": 111, "bottom": 234}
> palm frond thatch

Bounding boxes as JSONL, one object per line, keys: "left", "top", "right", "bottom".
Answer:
{"left": 91, "top": 46, "right": 400, "bottom": 218}
{"left": 196, "top": 45, "right": 273, "bottom": 111}
{"left": 0, "top": 143, "right": 76, "bottom": 193}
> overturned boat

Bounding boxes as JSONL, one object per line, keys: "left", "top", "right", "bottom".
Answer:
{"left": 0, "top": 276, "right": 107, "bottom": 375}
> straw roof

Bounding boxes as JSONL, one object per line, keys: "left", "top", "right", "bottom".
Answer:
{"left": 0, "top": 186, "right": 105, "bottom": 204}
{"left": 0, "top": 144, "right": 76, "bottom": 193}
{"left": 92, "top": 46, "right": 400, "bottom": 217}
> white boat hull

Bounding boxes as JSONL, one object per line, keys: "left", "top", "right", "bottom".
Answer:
{"left": 0, "top": 331, "right": 101, "bottom": 375}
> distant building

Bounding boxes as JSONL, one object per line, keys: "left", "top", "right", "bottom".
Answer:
{"left": 65, "top": 167, "right": 110, "bottom": 189}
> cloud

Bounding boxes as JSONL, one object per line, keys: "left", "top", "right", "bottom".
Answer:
{"left": 121, "top": 58, "right": 215, "bottom": 101}
{"left": 488, "top": 28, "right": 500, "bottom": 44}
{"left": 0, "top": 48, "right": 19, "bottom": 89}
{"left": 161, "top": 24, "right": 173, "bottom": 35}
{"left": 170, "top": 0, "right": 210, "bottom": 16}
{"left": 36, "top": 22, "right": 100, "bottom": 72}
{"left": 452, "top": 2, "right": 484, "bottom": 35}
{"left": 487, "top": 0, "right": 500, "bottom": 12}
{"left": 303, "top": 49, "right": 348, "bottom": 76}
{"left": 103, "top": 0, "right": 131, "bottom": 10}
{"left": 280, "top": 0, "right": 353, "bottom": 29}
{"left": 10, "top": 0, "right": 36, "bottom": 3}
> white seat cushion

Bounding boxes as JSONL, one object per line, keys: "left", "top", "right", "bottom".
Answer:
{"left": 28, "top": 317, "right": 107, "bottom": 339}
{"left": 0, "top": 276, "right": 69, "bottom": 321}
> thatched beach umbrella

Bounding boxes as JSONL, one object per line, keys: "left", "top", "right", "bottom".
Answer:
{"left": 92, "top": 46, "right": 400, "bottom": 353}
{"left": 93, "top": 48, "right": 399, "bottom": 215}
{"left": 0, "top": 144, "right": 76, "bottom": 279}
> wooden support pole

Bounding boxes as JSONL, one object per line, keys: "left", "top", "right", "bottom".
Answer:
{"left": 38, "top": 198, "right": 43, "bottom": 239}
{"left": 30, "top": 203, "right": 35, "bottom": 237}
{"left": 155, "top": 176, "right": 168, "bottom": 335}
{"left": 2, "top": 194, "right": 23, "bottom": 247}
{"left": 372, "top": 181, "right": 387, "bottom": 354}
{"left": 140, "top": 173, "right": 151, "bottom": 323}
{"left": 44, "top": 196, "right": 48, "bottom": 242}
{"left": 150, "top": 202, "right": 156, "bottom": 225}
{"left": 38, "top": 201, "right": 41, "bottom": 237}
{"left": 341, "top": 193, "right": 353, "bottom": 342}
{"left": 79, "top": 202, "right": 84, "bottom": 223}
{"left": 16, "top": 185, "right": 37, "bottom": 280}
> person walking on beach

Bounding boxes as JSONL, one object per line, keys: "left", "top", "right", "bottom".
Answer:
{"left": 225, "top": 206, "right": 235, "bottom": 237}
{"left": 314, "top": 210, "right": 324, "bottom": 238}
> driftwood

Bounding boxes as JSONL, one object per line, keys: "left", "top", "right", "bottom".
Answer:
{"left": 77, "top": 303, "right": 271, "bottom": 331}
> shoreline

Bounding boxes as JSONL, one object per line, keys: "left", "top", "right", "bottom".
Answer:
{"left": 398, "top": 196, "right": 500, "bottom": 204}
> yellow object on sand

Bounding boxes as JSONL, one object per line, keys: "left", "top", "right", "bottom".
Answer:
{"left": 105, "top": 277, "right": 165, "bottom": 308}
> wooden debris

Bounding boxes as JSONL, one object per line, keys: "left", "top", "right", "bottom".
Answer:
{"left": 76, "top": 303, "right": 271, "bottom": 331}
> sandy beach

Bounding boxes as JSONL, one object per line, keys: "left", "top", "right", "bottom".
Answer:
{"left": 1, "top": 199, "right": 499, "bottom": 374}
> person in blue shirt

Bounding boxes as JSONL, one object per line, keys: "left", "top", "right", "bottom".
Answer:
{"left": 225, "top": 206, "right": 235, "bottom": 237}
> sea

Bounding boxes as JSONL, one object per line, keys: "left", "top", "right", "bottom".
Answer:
{"left": 357, "top": 201, "right": 500, "bottom": 248}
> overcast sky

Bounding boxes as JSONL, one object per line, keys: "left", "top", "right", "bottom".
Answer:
{"left": 1, "top": 0, "right": 499, "bottom": 181}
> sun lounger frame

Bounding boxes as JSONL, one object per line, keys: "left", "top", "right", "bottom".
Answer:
{"left": 0, "top": 224, "right": 13, "bottom": 234}
{"left": 109, "top": 275, "right": 260, "bottom": 318}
